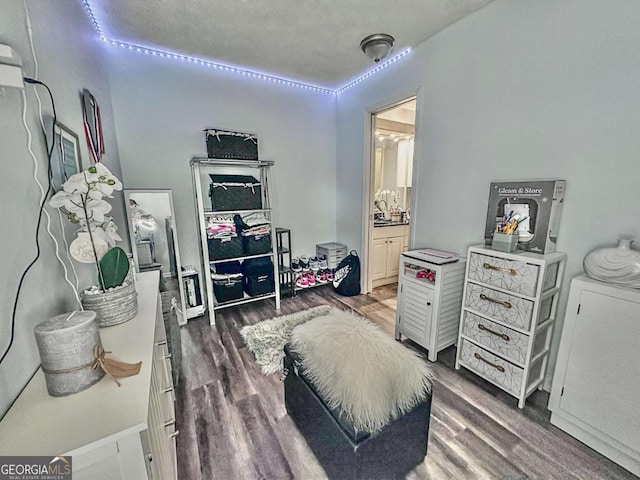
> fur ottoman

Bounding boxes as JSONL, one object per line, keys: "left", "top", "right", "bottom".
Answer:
{"left": 283, "top": 309, "right": 433, "bottom": 480}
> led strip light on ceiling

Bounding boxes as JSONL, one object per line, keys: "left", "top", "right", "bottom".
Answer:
{"left": 82, "top": 1, "right": 410, "bottom": 95}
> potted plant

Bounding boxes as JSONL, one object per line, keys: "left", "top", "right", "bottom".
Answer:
{"left": 49, "top": 163, "right": 138, "bottom": 327}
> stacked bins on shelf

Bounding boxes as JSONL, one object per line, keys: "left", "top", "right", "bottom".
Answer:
{"left": 193, "top": 159, "right": 280, "bottom": 326}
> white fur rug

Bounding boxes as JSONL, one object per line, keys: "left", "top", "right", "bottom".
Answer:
{"left": 240, "top": 305, "right": 333, "bottom": 375}
{"left": 291, "top": 309, "right": 433, "bottom": 434}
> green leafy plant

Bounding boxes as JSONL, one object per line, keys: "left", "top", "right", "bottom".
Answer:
{"left": 98, "top": 247, "right": 130, "bottom": 289}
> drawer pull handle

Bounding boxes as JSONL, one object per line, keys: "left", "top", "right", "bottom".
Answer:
{"left": 164, "top": 353, "right": 172, "bottom": 360}
{"left": 164, "top": 418, "right": 176, "bottom": 428}
{"left": 156, "top": 340, "right": 167, "bottom": 346}
{"left": 474, "top": 352, "right": 505, "bottom": 372}
{"left": 163, "top": 386, "right": 174, "bottom": 394}
{"left": 168, "top": 430, "right": 180, "bottom": 439}
{"left": 479, "top": 293, "right": 512, "bottom": 309}
{"left": 478, "top": 323, "right": 510, "bottom": 342}
{"left": 483, "top": 263, "right": 517, "bottom": 276}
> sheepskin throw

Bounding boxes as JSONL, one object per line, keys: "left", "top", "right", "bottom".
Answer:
{"left": 290, "top": 309, "right": 433, "bottom": 434}
{"left": 240, "top": 305, "right": 333, "bottom": 375}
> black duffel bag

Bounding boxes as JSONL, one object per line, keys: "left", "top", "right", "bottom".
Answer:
{"left": 332, "top": 250, "right": 361, "bottom": 296}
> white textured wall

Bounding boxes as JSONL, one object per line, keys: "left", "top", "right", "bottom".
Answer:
{"left": 106, "top": 51, "right": 337, "bottom": 272}
{"left": 336, "top": 0, "right": 640, "bottom": 383}
{"left": 0, "top": 0, "right": 124, "bottom": 417}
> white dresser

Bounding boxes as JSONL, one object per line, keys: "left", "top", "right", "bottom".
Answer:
{"left": 0, "top": 271, "right": 178, "bottom": 479}
{"left": 395, "top": 253, "right": 466, "bottom": 361}
{"left": 549, "top": 276, "right": 640, "bottom": 477}
{"left": 455, "top": 246, "right": 566, "bottom": 408}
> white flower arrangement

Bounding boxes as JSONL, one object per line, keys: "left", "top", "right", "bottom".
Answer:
{"left": 49, "top": 163, "right": 128, "bottom": 290}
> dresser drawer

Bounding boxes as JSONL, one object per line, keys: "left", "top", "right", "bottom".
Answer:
{"left": 464, "top": 283, "right": 534, "bottom": 330}
{"left": 458, "top": 339, "right": 523, "bottom": 396}
{"left": 461, "top": 311, "right": 529, "bottom": 365}
{"left": 468, "top": 252, "right": 540, "bottom": 296}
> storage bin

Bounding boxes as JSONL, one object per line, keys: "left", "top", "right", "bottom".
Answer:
{"left": 213, "top": 260, "right": 242, "bottom": 274}
{"left": 242, "top": 232, "right": 272, "bottom": 256}
{"left": 207, "top": 235, "right": 242, "bottom": 261}
{"left": 205, "top": 129, "right": 258, "bottom": 160}
{"left": 209, "top": 174, "right": 262, "bottom": 211}
{"left": 212, "top": 274, "right": 244, "bottom": 303}
{"left": 316, "top": 242, "right": 348, "bottom": 269}
{"left": 242, "top": 258, "right": 275, "bottom": 296}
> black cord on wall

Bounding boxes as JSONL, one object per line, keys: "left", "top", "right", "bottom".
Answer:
{"left": 0, "top": 78, "right": 57, "bottom": 366}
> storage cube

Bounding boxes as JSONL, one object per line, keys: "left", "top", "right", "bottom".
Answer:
{"left": 205, "top": 128, "right": 258, "bottom": 160}
{"left": 207, "top": 235, "right": 242, "bottom": 261}
{"left": 212, "top": 274, "right": 244, "bottom": 303}
{"left": 242, "top": 232, "right": 272, "bottom": 256}
{"left": 316, "top": 242, "right": 348, "bottom": 269}
{"left": 242, "top": 258, "right": 275, "bottom": 296}
{"left": 208, "top": 174, "right": 262, "bottom": 211}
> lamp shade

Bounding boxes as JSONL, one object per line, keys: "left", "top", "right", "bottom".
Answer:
{"left": 360, "top": 34, "right": 395, "bottom": 63}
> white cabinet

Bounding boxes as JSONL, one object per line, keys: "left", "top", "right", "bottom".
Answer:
{"left": 396, "top": 253, "right": 466, "bottom": 361}
{"left": 455, "top": 246, "right": 566, "bottom": 408}
{"left": 0, "top": 272, "right": 177, "bottom": 479}
{"left": 372, "top": 225, "right": 409, "bottom": 287}
{"left": 549, "top": 276, "right": 640, "bottom": 477}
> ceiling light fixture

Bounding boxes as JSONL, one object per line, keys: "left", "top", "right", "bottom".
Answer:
{"left": 360, "top": 34, "right": 395, "bottom": 63}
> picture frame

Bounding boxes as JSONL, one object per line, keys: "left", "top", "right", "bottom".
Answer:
{"left": 51, "top": 122, "right": 82, "bottom": 192}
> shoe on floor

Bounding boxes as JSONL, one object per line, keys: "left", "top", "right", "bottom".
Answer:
{"left": 306, "top": 272, "right": 317, "bottom": 286}
{"left": 316, "top": 270, "right": 328, "bottom": 284}
{"left": 296, "top": 274, "right": 309, "bottom": 289}
{"left": 309, "top": 256, "right": 320, "bottom": 272}
{"left": 299, "top": 256, "right": 309, "bottom": 271}
{"left": 326, "top": 269, "right": 334, "bottom": 282}
{"left": 318, "top": 255, "right": 328, "bottom": 270}
{"left": 291, "top": 258, "right": 302, "bottom": 273}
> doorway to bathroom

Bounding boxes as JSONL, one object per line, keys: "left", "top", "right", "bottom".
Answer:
{"left": 364, "top": 97, "right": 417, "bottom": 296}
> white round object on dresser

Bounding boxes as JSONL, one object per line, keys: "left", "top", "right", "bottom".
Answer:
{"left": 583, "top": 236, "right": 640, "bottom": 288}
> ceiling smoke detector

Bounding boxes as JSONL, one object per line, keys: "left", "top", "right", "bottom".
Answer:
{"left": 360, "top": 33, "right": 395, "bottom": 63}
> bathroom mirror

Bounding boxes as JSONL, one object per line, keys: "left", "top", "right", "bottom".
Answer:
{"left": 124, "top": 189, "right": 188, "bottom": 325}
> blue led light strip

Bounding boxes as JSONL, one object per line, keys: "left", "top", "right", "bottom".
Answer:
{"left": 82, "top": 0, "right": 104, "bottom": 39}
{"left": 335, "top": 48, "right": 412, "bottom": 94}
{"left": 108, "top": 39, "right": 335, "bottom": 94}
{"left": 82, "top": 0, "right": 410, "bottom": 95}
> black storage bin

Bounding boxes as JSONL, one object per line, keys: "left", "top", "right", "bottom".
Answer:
{"left": 205, "top": 129, "right": 258, "bottom": 160}
{"left": 242, "top": 232, "right": 272, "bottom": 256}
{"left": 208, "top": 174, "right": 262, "bottom": 211}
{"left": 212, "top": 275, "right": 244, "bottom": 303}
{"left": 213, "top": 260, "right": 242, "bottom": 274}
{"left": 207, "top": 235, "right": 242, "bottom": 261}
{"left": 242, "top": 258, "right": 275, "bottom": 296}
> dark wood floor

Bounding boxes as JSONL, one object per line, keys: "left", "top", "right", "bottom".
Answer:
{"left": 175, "top": 285, "right": 638, "bottom": 480}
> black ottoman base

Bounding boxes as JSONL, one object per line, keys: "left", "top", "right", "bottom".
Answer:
{"left": 284, "top": 346, "right": 431, "bottom": 480}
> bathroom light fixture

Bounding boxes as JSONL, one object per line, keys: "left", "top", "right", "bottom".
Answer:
{"left": 360, "top": 34, "right": 395, "bottom": 63}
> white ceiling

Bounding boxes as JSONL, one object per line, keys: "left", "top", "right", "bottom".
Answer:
{"left": 95, "top": 0, "right": 494, "bottom": 89}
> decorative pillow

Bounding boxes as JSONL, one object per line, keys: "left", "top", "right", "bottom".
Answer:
{"left": 290, "top": 308, "right": 433, "bottom": 433}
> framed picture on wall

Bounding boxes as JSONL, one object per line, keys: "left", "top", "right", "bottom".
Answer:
{"left": 51, "top": 122, "right": 82, "bottom": 192}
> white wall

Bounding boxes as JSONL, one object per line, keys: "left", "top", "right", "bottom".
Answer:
{"left": 106, "top": 51, "right": 337, "bottom": 272}
{"left": 0, "top": 0, "right": 123, "bottom": 416}
{"left": 336, "top": 0, "right": 640, "bottom": 381}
